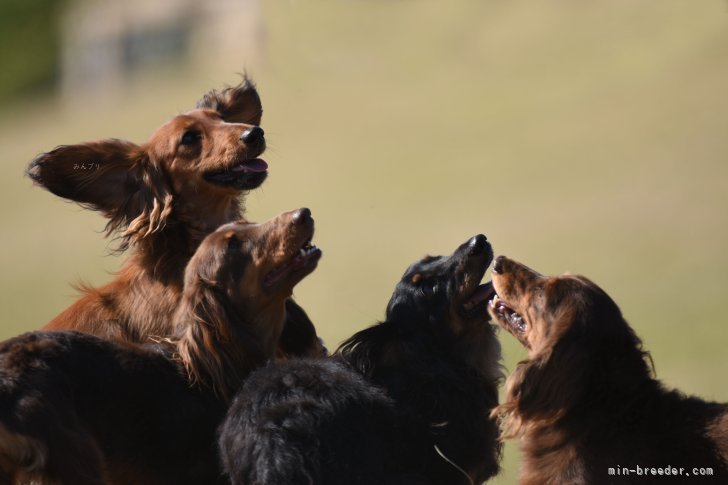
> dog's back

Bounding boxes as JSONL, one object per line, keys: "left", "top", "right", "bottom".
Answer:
{"left": 0, "top": 331, "right": 225, "bottom": 485}
{"left": 219, "top": 358, "right": 430, "bottom": 485}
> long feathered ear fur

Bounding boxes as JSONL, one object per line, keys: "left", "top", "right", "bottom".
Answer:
{"left": 492, "top": 331, "right": 591, "bottom": 439}
{"left": 493, "top": 301, "right": 653, "bottom": 440}
{"left": 196, "top": 76, "right": 263, "bottom": 125}
{"left": 27, "top": 139, "right": 173, "bottom": 251}
{"left": 175, "top": 275, "right": 266, "bottom": 401}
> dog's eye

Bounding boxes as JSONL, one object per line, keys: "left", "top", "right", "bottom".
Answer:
{"left": 422, "top": 281, "right": 437, "bottom": 296}
{"left": 180, "top": 130, "right": 202, "bottom": 146}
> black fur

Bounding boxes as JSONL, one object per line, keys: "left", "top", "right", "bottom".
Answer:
{"left": 0, "top": 331, "right": 225, "bottom": 485}
{"left": 219, "top": 235, "right": 503, "bottom": 485}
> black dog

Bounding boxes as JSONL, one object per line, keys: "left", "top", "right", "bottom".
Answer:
{"left": 219, "top": 235, "right": 503, "bottom": 485}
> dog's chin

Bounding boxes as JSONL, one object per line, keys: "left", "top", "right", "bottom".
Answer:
{"left": 203, "top": 159, "right": 268, "bottom": 190}
{"left": 459, "top": 281, "right": 496, "bottom": 322}
{"left": 488, "top": 294, "right": 529, "bottom": 346}
{"left": 263, "top": 241, "right": 322, "bottom": 296}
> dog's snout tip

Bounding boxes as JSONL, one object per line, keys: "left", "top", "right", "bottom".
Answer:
{"left": 241, "top": 126, "right": 265, "bottom": 144}
{"left": 292, "top": 207, "right": 312, "bottom": 224}
{"left": 492, "top": 256, "right": 507, "bottom": 274}
{"left": 468, "top": 234, "right": 489, "bottom": 253}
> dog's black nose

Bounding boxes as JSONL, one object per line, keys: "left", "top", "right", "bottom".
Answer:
{"left": 241, "top": 126, "right": 265, "bottom": 145}
{"left": 468, "top": 234, "right": 488, "bottom": 253}
{"left": 493, "top": 256, "right": 506, "bottom": 274}
{"left": 292, "top": 208, "right": 311, "bottom": 225}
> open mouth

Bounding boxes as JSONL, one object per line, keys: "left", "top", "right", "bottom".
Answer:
{"left": 454, "top": 235, "right": 494, "bottom": 321}
{"left": 488, "top": 294, "right": 527, "bottom": 333}
{"left": 461, "top": 281, "right": 496, "bottom": 319}
{"left": 263, "top": 237, "right": 322, "bottom": 290}
{"left": 203, "top": 159, "right": 268, "bottom": 189}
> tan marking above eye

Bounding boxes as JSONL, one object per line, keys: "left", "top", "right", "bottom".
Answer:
{"left": 411, "top": 273, "right": 422, "bottom": 284}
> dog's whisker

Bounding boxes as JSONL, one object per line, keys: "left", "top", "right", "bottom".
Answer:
{"left": 434, "top": 444, "right": 475, "bottom": 485}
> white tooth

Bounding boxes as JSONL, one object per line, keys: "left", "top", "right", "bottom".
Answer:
{"left": 299, "top": 248, "right": 306, "bottom": 257}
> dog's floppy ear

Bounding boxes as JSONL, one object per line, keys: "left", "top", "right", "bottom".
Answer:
{"left": 27, "top": 139, "right": 173, "bottom": 250}
{"left": 177, "top": 235, "right": 266, "bottom": 400}
{"left": 494, "top": 322, "right": 592, "bottom": 439}
{"left": 195, "top": 77, "right": 262, "bottom": 125}
{"left": 513, "top": 342, "right": 589, "bottom": 417}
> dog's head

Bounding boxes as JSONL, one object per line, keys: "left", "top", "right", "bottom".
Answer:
{"left": 386, "top": 235, "right": 495, "bottom": 336}
{"left": 177, "top": 208, "right": 322, "bottom": 399}
{"left": 187, "top": 207, "right": 321, "bottom": 314}
{"left": 27, "top": 78, "right": 267, "bottom": 249}
{"left": 489, "top": 256, "right": 651, "bottom": 435}
{"left": 343, "top": 235, "right": 501, "bottom": 378}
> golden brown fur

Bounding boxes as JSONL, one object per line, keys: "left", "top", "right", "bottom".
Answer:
{"left": 175, "top": 208, "right": 322, "bottom": 399}
{"left": 27, "top": 80, "right": 264, "bottom": 342}
{"left": 26, "top": 80, "right": 323, "bottom": 357}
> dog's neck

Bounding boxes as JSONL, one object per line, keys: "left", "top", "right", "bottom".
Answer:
{"left": 174, "top": 193, "right": 244, "bottom": 241}
{"left": 337, "top": 320, "right": 502, "bottom": 483}
{"left": 126, "top": 196, "right": 244, "bottom": 283}
{"left": 518, "top": 432, "right": 587, "bottom": 485}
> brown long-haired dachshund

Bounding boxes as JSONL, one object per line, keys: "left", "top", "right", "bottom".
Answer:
{"left": 26, "top": 79, "right": 324, "bottom": 357}
{"left": 489, "top": 256, "right": 728, "bottom": 484}
{"left": 0, "top": 208, "right": 321, "bottom": 485}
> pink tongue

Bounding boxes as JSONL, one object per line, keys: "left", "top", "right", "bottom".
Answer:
{"left": 232, "top": 159, "right": 268, "bottom": 173}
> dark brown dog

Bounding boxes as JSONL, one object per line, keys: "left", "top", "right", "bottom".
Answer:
{"left": 489, "top": 256, "right": 728, "bottom": 484}
{"left": 0, "top": 209, "right": 321, "bottom": 484}
{"left": 26, "top": 79, "right": 324, "bottom": 357}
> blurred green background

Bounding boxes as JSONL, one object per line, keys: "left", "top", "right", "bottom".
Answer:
{"left": 1, "top": 1, "right": 727, "bottom": 483}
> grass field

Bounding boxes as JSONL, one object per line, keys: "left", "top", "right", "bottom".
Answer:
{"left": 1, "top": 1, "right": 727, "bottom": 483}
